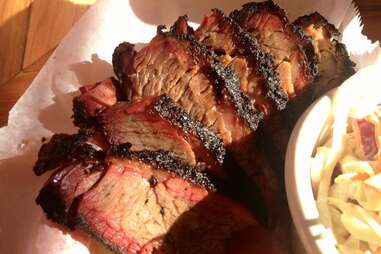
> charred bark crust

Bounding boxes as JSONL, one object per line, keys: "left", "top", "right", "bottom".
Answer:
{"left": 112, "top": 42, "right": 137, "bottom": 84}
{"left": 153, "top": 95, "right": 226, "bottom": 165}
{"left": 109, "top": 145, "right": 217, "bottom": 190}
{"left": 72, "top": 77, "right": 124, "bottom": 128}
{"left": 204, "top": 9, "right": 288, "bottom": 111}
{"left": 293, "top": 11, "right": 355, "bottom": 78}
{"left": 230, "top": 0, "right": 319, "bottom": 80}
{"left": 165, "top": 17, "right": 265, "bottom": 131}
{"left": 33, "top": 131, "right": 104, "bottom": 176}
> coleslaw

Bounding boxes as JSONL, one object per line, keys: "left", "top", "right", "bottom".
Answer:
{"left": 311, "top": 94, "right": 381, "bottom": 253}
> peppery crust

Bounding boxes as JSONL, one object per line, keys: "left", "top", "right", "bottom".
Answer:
{"left": 72, "top": 96, "right": 94, "bottom": 128}
{"left": 77, "top": 220, "right": 126, "bottom": 254}
{"left": 293, "top": 12, "right": 340, "bottom": 38}
{"left": 230, "top": 0, "right": 318, "bottom": 81}
{"left": 153, "top": 95, "right": 226, "bottom": 165}
{"left": 113, "top": 18, "right": 264, "bottom": 132}
{"left": 109, "top": 144, "right": 217, "bottom": 191}
{"left": 202, "top": 9, "right": 288, "bottom": 111}
{"left": 112, "top": 42, "right": 136, "bottom": 84}
{"left": 293, "top": 12, "right": 355, "bottom": 77}
{"left": 72, "top": 77, "right": 124, "bottom": 128}
{"left": 165, "top": 17, "right": 265, "bottom": 131}
{"left": 33, "top": 131, "right": 104, "bottom": 176}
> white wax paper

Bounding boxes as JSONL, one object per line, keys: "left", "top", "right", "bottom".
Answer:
{"left": 0, "top": 0, "right": 380, "bottom": 253}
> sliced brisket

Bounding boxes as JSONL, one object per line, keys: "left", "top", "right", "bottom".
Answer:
{"left": 99, "top": 95, "right": 225, "bottom": 174}
{"left": 195, "top": 9, "right": 287, "bottom": 116}
{"left": 230, "top": 0, "right": 318, "bottom": 98}
{"left": 232, "top": 10, "right": 355, "bottom": 248}
{"left": 254, "top": 13, "right": 356, "bottom": 187}
{"left": 112, "top": 24, "right": 263, "bottom": 144}
{"left": 33, "top": 5, "right": 356, "bottom": 254}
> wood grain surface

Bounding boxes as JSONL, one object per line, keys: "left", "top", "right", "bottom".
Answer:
{"left": 0, "top": 0, "right": 380, "bottom": 127}
{"left": 23, "top": 0, "right": 91, "bottom": 68}
{"left": 0, "top": 0, "right": 32, "bottom": 86}
{"left": 0, "top": 0, "right": 93, "bottom": 126}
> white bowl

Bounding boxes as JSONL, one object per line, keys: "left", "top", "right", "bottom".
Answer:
{"left": 285, "top": 64, "right": 381, "bottom": 254}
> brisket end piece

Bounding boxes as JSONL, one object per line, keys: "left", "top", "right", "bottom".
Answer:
{"left": 33, "top": 131, "right": 105, "bottom": 176}
{"left": 99, "top": 95, "right": 225, "bottom": 174}
{"left": 112, "top": 42, "right": 137, "bottom": 83}
{"left": 36, "top": 163, "right": 104, "bottom": 227}
{"left": 293, "top": 12, "right": 355, "bottom": 100}
{"left": 230, "top": 0, "right": 318, "bottom": 98}
{"left": 72, "top": 78, "right": 124, "bottom": 128}
{"left": 113, "top": 17, "right": 263, "bottom": 144}
{"left": 294, "top": 12, "right": 340, "bottom": 38}
{"left": 196, "top": 9, "right": 288, "bottom": 115}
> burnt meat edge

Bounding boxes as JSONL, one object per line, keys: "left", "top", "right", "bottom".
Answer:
{"left": 205, "top": 9, "right": 288, "bottom": 111}
{"left": 153, "top": 95, "right": 226, "bottom": 165}
{"left": 33, "top": 131, "right": 104, "bottom": 176}
{"left": 230, "top": 0, "right": 318, "bottom": 80}
{"left": 158, "top": 20, "right": 264, "bottom": 131}
{"left": 109, "top": 144, "right": 217, "bottom": 191}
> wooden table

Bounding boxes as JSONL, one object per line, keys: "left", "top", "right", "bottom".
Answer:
{"left": 0, "top": 0, "right": 380, "bottom": 126}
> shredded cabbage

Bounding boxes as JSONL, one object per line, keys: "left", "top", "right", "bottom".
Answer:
{"left": 312, "top": 101, "right": 381, "bottom": 253}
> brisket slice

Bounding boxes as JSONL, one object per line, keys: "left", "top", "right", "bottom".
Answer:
{"left": 259, "top": 13, "right": 356, "bottom": 165}
{"left": 112, "top": 42, "right": 136, "bottom": 83}
{"left": 167, "top": 16, "right": 281, "bottom": 223}
{"left": 33, "top": 130, "right": 106, "bottom": 176}
{"left": 170, "top": 13, "right": 283, "bottom": 226}
{"left": 230, "top": 0, "right": 318, "bottom": 98}
{"left": 265, "top": 13, "right": 355, "bottom": 149}
{"left": 99, "top": 95, "right": 225, "bottom": 175}
{"left": 167, "top": 16, "right": 287, "bottom": 239}
{"left": 224, "top": 3, "right": 316, "bottom": 249}
{"left": 293, "top": 12, "right": 355, "bottom": 101}
{"left": 233, "top": 10, "right": 355, "bottom": 251}
{"left": 72, "top": 77, "right": 124, "bottom": 128}
{"left": 36, "top": 147, "right": 281, "bottom": 253}
{"left": 255, "top": 13, "right": 355, "bottom": 187}
{"left": 195, "top": 9, "right": 288, "bottom": 116}
{"left": 35, "top": 131, "right": 107, "bottom": 226}
{"left": 76, "top": 152, "right": 275, "bottom": 254}
{"left": 112, "top": 24, "right": 263, "bottom": 144}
